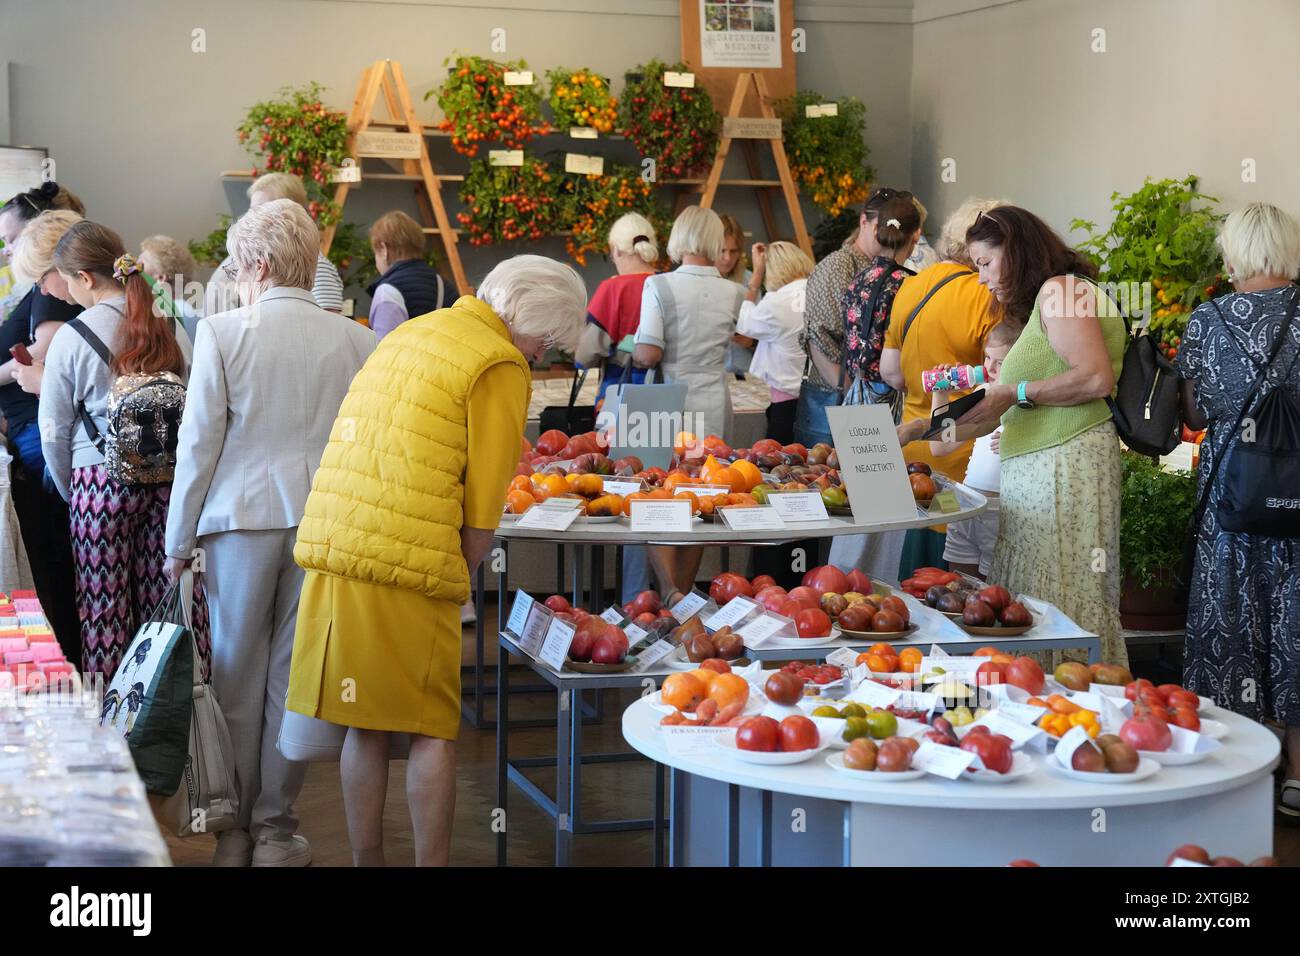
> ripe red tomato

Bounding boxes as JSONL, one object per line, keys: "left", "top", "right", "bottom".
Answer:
{"left": 750, "top": 575, "right": 777, "bottom": 593}
{"left": 794, "top": 608, "right": 832, "bottom": 639}
{"left": 1155, "top": 683, "right": 1184, "bottom": 704}
{"left": 628, "top": 590, "right": 662, "bottom": 617}
{"left": 1165, "top": 844, "right": 1211, "bottom": 866}
{"left": 1125, "top": 678, "right": 1154, "bottom": 702}
{"left": 764, "top": 671, "right": 805, "bottom": 705}
{"left": 959, "top": 730, "right": 1014, "bottom": 773}
{"left": 803, "top": 565, "right": 850, "bottom": 597}
{"left": 845, "top": 568, "right": 873, "bottom": 594}
{"left": 543, "top": 594, "right": 572, "bottom": 613}
{"left": 1170, "top": 706, "right": 1200, "bottom": 732}
{"left": 1120, "top": 714, "right": 1172, "bottom": 752}
{"left": 778, "top": 715, "right": 819, "bottom": 752}
{"left": 754, "top": 586, "right": 789, "bottom": 613}
{"left": 1005, "top": 656, "right": 1045, "bottom": 695}
{"left": 709, "top": 572, "right": 753, "bottom": 605}
{"left": 736, "top": 715, "right": 779, "bottom": 752}
{"left": 786, "top": 586, "right": 822, "bottom": 610}
{"left": 1167, "top": 689, "right": 1200, "bottom": 711}
{"left": 976, "top": 660, "right": 1008, "bottom": 686}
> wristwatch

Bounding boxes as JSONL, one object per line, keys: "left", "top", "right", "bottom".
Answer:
{"left": 1016, "top": 381, "right": 1036, "bottom": 410}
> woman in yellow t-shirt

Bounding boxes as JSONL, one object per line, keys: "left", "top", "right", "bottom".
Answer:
{"left": 880, "top": 198, "right": 1004, "bottom": 575}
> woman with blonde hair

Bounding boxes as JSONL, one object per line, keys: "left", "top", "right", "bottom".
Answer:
{"left": 366, "top": 210, "right": 448, "bottom": 340}
{"left": 139, "top": 235, "right": 202, "bottom": 342}
{"left": 1174, "top": 202, "right": 1300, "bottom": 818}
{"left": 574, "top": 211, "right": 660, "bottom": 401}
{"left": 716, "top": 213, "right": 755, "bottom": 376}
{"left": 0, "top": 209, "right": 83, "bottom": 658}
{"left": 287, "top": 254, "right": 585, "bottom": 866}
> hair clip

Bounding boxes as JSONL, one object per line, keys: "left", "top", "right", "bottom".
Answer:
{"left": 112, "top": 253, "right": 142, "bottom": 282}
{"left": 886, "top": 219, "right": 901, "bottom": 228}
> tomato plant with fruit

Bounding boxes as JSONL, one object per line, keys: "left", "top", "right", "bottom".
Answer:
{"left": 557, "top": 164, "right": 673, "bottom": 266}
{"left": 547, "top": 67, "right": 618, "bottom": 133}
{"left": 618, "top": 60, "right": 720, "bottom": 179}
{"left": 431, "top": 55, "right": 550, "bottom": 156}
{"left": 237, "top": 82, "right": 349, "bottom": 192}
{"left": 1071, "top": 175, "right": 1226, "bottom": 355}
{"left": 776, "top": 91, "right": 874, "bottom": 217}
{"left": 1119, "top": 451, "right": 1197, "bottom": 591}
{"left": 457, "top": 156, "right": 562, "bottom": 245}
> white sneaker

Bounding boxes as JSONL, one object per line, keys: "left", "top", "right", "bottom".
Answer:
{"left": 460, "top": 599, "right": 477, "bottom": 625}
{"left": 251, "top": 834, "right": 312, "bottom": 867}
{"left": 211, "top": 828, "right": 253, "bottom": 867}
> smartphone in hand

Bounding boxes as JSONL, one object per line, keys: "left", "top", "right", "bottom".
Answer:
{"left": 9, "top": 344, "right": 33, "bottom": 366}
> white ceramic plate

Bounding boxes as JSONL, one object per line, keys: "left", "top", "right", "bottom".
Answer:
{"left": 713, "top": 732, "right": 825, "bottom": 765}
{"left": 1046, "top": 756, "right": 1160, "bottom": 783}
{"left": 661, "top": 644, "right": 750, "bottom": 671}
{"left": 961, "top": 751, "right": 1035, "bottom": 783}
{"left": 1198, "top": 718, "right": 1228, "bottom": 740}
{"left": 824, "top": 752, "right": 926, "bottom": 781}
{"left": 1198, "top": 695, "right": 1215, "bottom": 713}
{"left": 1140, "top": 747, "right": 1215, "bottom": 766}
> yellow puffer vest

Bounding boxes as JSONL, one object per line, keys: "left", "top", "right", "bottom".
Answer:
{"left": 294, "top": 296, "right": 531, "bottom": 601}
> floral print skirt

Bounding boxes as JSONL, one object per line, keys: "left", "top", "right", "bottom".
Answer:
{"left": 988, "top": 422, "right": 1126, "bottom": 670}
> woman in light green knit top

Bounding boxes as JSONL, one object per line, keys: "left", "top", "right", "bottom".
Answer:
{"left": 951, "top": 206, "right": 1128, "bottom": 667}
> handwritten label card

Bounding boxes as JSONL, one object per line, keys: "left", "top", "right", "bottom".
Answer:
{"left": 719, "top": 506, "right": 786, "bottom": 531}
{"left": 663, "top": 71, "right": 696, "bottom": 88}
{"left": 489, "top": 150, "right": 525, "bottom": 167}
{"left": 602, "top": 478, "right": 643, "bottom": 496}
{"left": 669, "top": 590, "right": 709, "bottom": 623}
{"left": 632, "top": 639, "right": 675, "bottom": 672}
{"left": 539, "top": 617, "right": 577, "bottom": 670}
{"left": 704, "top": 597, "right": 760, "bottom": 632}
{"left": 517, "top": 504, "right": 580, "bottom": 531}
{"left": 767, "top": 491, "right": 830, "bottom": 523}
{"left": 736, "top": 612, "right": 795, "bottom": 647}
{"left": 824, "top": 404, "right": 915, "bottom": 523}
{"left": 631, "top": 499, "right": 693, "bottom": 533}
{"left": 911, "top": 739, "right": 977, "bottom": 779}
{"left": 505, "top": 591, "right": 536, "bottom": 638}
{"left": 504, "top": 70, "right": 534, "bottom": 86}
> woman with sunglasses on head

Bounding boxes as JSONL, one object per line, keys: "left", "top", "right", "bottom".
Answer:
{"left": 0, "top": 208, "right": 83, "bottom": 660}
{"left": 287, "top": 255, "right": 586, "bottom": 866}
{"left": 949, "top": 206, "right": 1128, "bottom": 669}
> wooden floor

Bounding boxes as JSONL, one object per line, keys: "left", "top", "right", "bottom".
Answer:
{"left": 163, "top": 619, "right": 1300, "bottom": 868}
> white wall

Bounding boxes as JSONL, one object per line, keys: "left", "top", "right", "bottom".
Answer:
{"left": 910, "top": 0, "right": 1300, "bottom": 242}
{"left": 0, "top": 0, "right": 915, "bottom": 295}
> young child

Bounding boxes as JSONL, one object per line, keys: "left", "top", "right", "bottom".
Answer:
{"left": 897, "top": 320, "right": 1020, "bottom": 579}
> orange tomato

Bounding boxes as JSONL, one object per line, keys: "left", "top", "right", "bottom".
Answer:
{"left": 674, "top": 491, "right": 700, "bottom": 515}
{"left": 689, "top": 668, "right": 719, "bottom": 689}
{"left": 712, "top": 467, "right": 745, "bottom": 494}
{"left": 707, "top": 673, "right": 750, "bottom": 709}
{"left": 990, "top": 653, "right": 1014, "bottom": 665}
{"left": 725, "top": 492, "right": 758, "bottom": 507}
{"left": 565, "top": 473, "right": 581, "bottom": 488}
{"left": 897, "top": 647, "right": 923, "bottom": 673}
{"left": 662, "top": 472, "right": 690, "bottom": 495}
{"left": 972, "top": 646, "right": 1002, "bottom": 657}
{"left": 587, "top": 494, "right": 624, "bottom": 517}
{"left": 537, "top": 474, "right": 569, "bottom": 500}
{"left": 730, "top": 459, "right": 761, "bottom": 492}
{"left": 574, "top": 473, "right": 604, "bottom": 497}
{"left": 698, "top": 496, "right": 717, "bottom": 516}
{"left": 865, "top": 653, "right": 897, "bottom": 674}
{"left": 662, "top": 672, "right": 707, "bottom": 711}
{"left": 1046, "top": 694, "right": 1080, "bottom": 715}
{"left": 700, "top": 454, "right": 723, "bottom": 482}
{"left": 505, "top": 489, "right": 536, "bottom": 514}
{"left": 648, "top": 487, "right": 672, "bottom": 500}
{"left": 621, "top": 491, "right": 650, "bottom": 516}
{"left": 508, "top": 475, "right": 532, "bottom": 493}
{"left": 674, "top": 431, "right": 699, "bottom": 458}
{"left": 868, "top": 643, "right": 896, "bottom": 657}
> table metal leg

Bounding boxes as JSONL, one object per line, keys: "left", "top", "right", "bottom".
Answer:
{"left": 727, "top": 784, "right": 741, "bottom": 867}
{"left": 557, "top": 543, "right": 565, "bottom": 596}
{"left": 569, "top": 687, "right": 583, "bottom": 834}
{"left": 496, "top": 626, "right": 509, "bottom": 867}
{"left": 653, "top": 762, "right": 665, "bottom": 867}
{"left": 555, "top": 687, "right": 573, "bottom": 866}
{"left": 590, "top": 544, "right": 604, "bottom": 610}
{"left": 473, "top": 562, "right": 487, "bottom": 726}
{"left": 841, "top": 804, "right": 853, "bottom": 867}
{"left": 758, "top": 789, "right": 773, "bottom": 867}
{"left": 570, "top": 544, "right": 585, "bottom": 610}
{"left": 497, "top": 539, "right": 509, "bottom": 635}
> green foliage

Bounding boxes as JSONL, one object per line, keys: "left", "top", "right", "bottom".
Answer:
{"left": 776, "top": 91, "right": 874, "bottom": 217}
{"left": 1119, "top": 451, "right": 1197, "bottom": 591}
{"left": 619, "top": 60, "right": 720, "bottom": 179}
{"left": 188, "top": 214, "right": 233, "bottom": 268}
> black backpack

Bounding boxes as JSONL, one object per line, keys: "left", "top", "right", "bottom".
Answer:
{"left": 1210, "top": 289, "right": 1300, "bottom": 537}
{"left": 1093, "top": 282, "right": 1184, "bottom": 457}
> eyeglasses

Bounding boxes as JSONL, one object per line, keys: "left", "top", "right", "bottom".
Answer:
{"left": 221, "top": 260, "right": 239, "bottom": 281}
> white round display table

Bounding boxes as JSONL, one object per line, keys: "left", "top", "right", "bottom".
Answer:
{"left": 622, "top": 697, "right": 1281, "bottom": 867}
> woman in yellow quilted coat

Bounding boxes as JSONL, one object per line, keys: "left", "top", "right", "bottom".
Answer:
{"left": 287, "top": 255, "right": 587, "bottom": 866}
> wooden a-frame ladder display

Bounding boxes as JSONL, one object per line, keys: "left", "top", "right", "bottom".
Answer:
{"left": 697, "top": 71, "right": 812, "bottom": 258}
{"left": 322, "top": 59, "right": 471, "bottom": 295}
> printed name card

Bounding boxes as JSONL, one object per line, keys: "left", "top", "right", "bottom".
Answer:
{"left": 893, "top": 689, "right": 941, "bottom": 715}
{"left": 631, "top": 639, "right": 675, "bottom": 672}
{"left": 824, "top": 404, "right": 916, "bottom": 523}
{"left": 517, "top": 602, "right": 555, "bottom": 657}
{"left": 1069, "top": 691, "right": 1133, "bottom": 716}
{"left": 968, "top": 710, "right": 1049, "bottom": 752}
{"left": 703, "top": 597, "right": 760, "bottom": 632}
{"left": 669, "top": 590, "right": 709, "bottom": 623}
{"left": 504, "top": 70, "right": 534, "bottom": 86}
{"left": 662, "top": 725, "right": 732, "bottom": 756}
{"left": 1167, "top": 725, "right": 1220, "bottom": 755}
{"left": 736, "top": 612, "right": 795, "bottom": 647}
{"left": 846, "top": 680, "right": 902, "bottom": 709}
{"left": 719, "top": 506, "right": 786, "bottom": 531}
{"left": 330, "top": 163, "right": 362, "bottom": 184}
{"left": 1098, "top": 694, "right": 1128, "bottom": 735}
{"left": 804, "top": 103, "right": 839, "bottom": 118}
{"left": 602, "top": 478, "right": 643, "bottom": 496}
{"left": 505, "top": 591, "right": 536, "bottom": 637}
{"left": 1052, "top": 725, "right": 1094, "bottom": 769}
{"left": 663, "top": 71, "right": 695, "bottom": 88}
{"left": 569, "top": 126, "right": 599, "bottom": 139}
{"left": 992, "top": 700, "right": 1050, "bottom": 726}
{"left": 920, "top": 655, "right": 983, "bottom": 682}
{"left": 631, "top": 499, "right": 693, "bottom": 533}
{"left": 912, "top": 739, "right": 977, "bottom": 779}
{"left": 539, "top": 618, "right": 577, "bottom": 670}
{"left": 600, "top": 606, "right": 627, "bottom": 626}
{"left": 676, "top": 484, "right": 730, "bottom": 497}
{"left": 767, "top": 491, "right": 830, "bottom": 523}
{"left": 489, "top": 150, "right": 525, "bottom": 167}
{"left": 623, "top": 623, "right": 649, "bottom": 646}
{"left": 565, "top": 153, "right": 605, "bottom": 176}
{"left": 825, "top": 647, "right": 859, "bottom": 669}
{"left": 517, "top": 503, "right": 580, "bottom": 531}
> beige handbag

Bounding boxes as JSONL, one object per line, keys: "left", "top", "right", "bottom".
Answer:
{"left": 160, "top": 572, "right": 241, "bottom": 837}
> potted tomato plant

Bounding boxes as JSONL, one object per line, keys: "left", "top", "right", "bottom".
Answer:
{"left": 1119, "top": 452, "right": 1197, "bottom": 630}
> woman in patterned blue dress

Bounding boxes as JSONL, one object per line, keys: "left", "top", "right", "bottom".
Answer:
{"left": 1174, "top": 202, "right": 1300, "bottom": 818}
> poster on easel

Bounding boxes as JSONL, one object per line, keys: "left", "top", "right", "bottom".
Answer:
{"left": 699, "top": 0, "right": 781, "bottom": 68}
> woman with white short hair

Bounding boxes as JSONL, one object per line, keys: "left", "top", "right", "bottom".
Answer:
{"left": 163, "top": 198, "right": 376, "bottom": 867}
{"left": 287, "top": 254, "right": 585, "bottom": 866}
{"left": 1174, "top": 202, "right": 1300, "bottom": 818}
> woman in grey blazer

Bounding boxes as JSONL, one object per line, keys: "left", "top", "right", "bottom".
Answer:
{"left": 163, "top": 199, "right": 374, "bottom": 868}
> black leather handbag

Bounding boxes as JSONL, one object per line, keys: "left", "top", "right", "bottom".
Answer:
{"left": 538, "top": 368, "right": 596, "bottom": 435}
